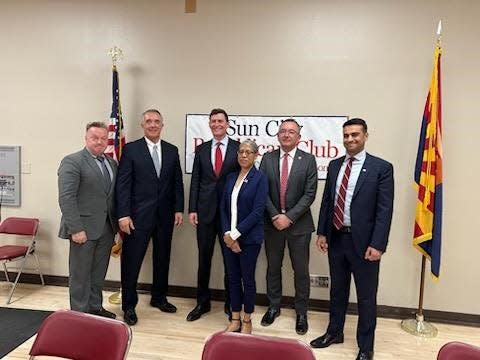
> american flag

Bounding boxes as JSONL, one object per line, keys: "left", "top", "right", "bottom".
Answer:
{"left": 105, "top": 65, "right": 125, "bottom": 161}
{"left": 106, "top": 65, "right": 125, "bottom": 257}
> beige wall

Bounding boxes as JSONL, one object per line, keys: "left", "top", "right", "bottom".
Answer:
{"left": 0, "top": 0, "right": 478, "bottom": 315}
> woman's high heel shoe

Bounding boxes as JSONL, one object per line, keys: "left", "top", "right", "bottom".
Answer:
{"left": 241, "top": 319, "right": 252, "bottom": 334}
{"left": 225, "top": 318, "right": 242, "bottom": 332}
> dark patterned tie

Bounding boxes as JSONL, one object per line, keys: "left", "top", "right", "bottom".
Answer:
{"left": 333, "top": 157, "right": 354, "bottom": 230}
{"left": 96, "top": 156, "right": 111, "bottom": 191}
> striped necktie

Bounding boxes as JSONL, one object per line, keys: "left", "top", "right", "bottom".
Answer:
{"left": 333, "top": 157, "right": 354, "bottom": 230}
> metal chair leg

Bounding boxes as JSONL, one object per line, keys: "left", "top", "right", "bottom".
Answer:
{"left": 6, "top": 255, "right": 29, "bottom": 304}
{"left": 33, "top": 252, "right": 45, "bottom": 285}
{"left": 2, "top": 262, "right": 10, "bottom": 282}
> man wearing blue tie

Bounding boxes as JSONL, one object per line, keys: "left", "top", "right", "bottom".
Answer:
{"left": 310, "top": 118, "right": 394, "bottom": 360}
{"left": 116, "top": 109, "right": 184, "bottom": 326}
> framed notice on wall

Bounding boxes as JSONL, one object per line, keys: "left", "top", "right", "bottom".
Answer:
{"left": 0, "top": 146, "right": 21, "bottom": 206}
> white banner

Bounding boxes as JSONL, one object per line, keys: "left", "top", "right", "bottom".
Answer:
{"left": 185, "top": 114, "right": 348, "bottom": 179}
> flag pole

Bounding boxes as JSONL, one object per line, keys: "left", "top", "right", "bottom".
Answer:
{"left": 108, "top": 46, "right": 123, "bottom": 305}
{"left": 401, "top": 21, "right": 442, "bottom": 337}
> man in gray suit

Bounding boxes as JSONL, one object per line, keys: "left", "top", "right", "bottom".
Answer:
{"left": 58, "top": 122, "right": 117, "bottom": 318}
{"left": 259, "top": 118, "right": 317, "bottom": 335}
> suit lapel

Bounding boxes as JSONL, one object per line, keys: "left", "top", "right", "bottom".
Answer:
{"left": 289, "top": 149, "right": 305, "bottom": 175}
{"left": 141, "top": 138, "right": 159, "bottom": 179}
{"left": 286, "top": 149, "right": 304, "bottom": 193}
{"left": 158, "top": 140, "right": 169, "bottom": 180}
{"left": 352, "top": 153, "right": 371, "bottom": 199}
{"left": 221, "top": 138, "right": 237, "bottom": 177}
{"left": 329, "top": 156, "right": 345, "bottom": 199}
{"left": 202, "top": 140, "right": 216, "bottom": 178}
{"left": 105, "top": 156, "right": 117, "bottom": 195}
{"left": 238, "top": 167, "right": 255, "bottom": 198}
{"left": 271, "top": 150, "right": 281, "bottom": 199}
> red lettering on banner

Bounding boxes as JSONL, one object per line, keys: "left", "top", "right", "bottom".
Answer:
{"left": 297, "top": 139, "right": 339, "bottom": 159}
{"left": 192, "top": 137, "right": 204, "bottom": 152}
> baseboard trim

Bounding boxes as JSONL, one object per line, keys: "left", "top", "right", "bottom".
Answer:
{"left": 3, "top": 272, "right": 479, "bottom": 327}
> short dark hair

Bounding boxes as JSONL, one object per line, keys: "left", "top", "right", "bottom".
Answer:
{"left": 86, "top": 122, "right": 107, "bottom": 131}
{"left": 280, "top": 118, "right": 302, "bottom": 133}
{"left": 343, "top": 118, "right": 367, "bottom": 132}
{"left": 209, "top": 108, "right": 229, "bottom": 122}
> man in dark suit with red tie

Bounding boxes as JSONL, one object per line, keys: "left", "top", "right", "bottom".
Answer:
{"left": 186, "top": 108, "right": 240, "bottom": 321}
{"left": 310, "top": 118, "right": 394, "bottom": 360}
{"left": 116, "top": 109, "right": 184, "bottom": 326}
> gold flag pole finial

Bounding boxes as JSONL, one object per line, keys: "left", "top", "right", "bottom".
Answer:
{"left": 108, "top": 46, "right": 124, "bottom": 67}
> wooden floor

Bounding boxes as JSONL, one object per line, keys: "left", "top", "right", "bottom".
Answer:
{"left": 2, "top": 282, "right": 479, "bottom": 359}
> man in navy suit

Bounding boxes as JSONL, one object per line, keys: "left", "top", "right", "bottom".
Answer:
{"left": 116, "top": 109, "right": 184, "bottom": 326}
{"left": 310, "top": 118, "right": 394, "bottom": 360}
{"left": 186, "top": 108, "right": 240, "bottom": 321}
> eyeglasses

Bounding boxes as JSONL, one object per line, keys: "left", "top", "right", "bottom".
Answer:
{"left": 237, "top": 150, "right": 256, "bottom": 156}
{"left": 278, "top": 129, "right": 299, "bottom": 135}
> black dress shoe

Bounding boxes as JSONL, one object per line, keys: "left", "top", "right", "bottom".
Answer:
{"left": 89, "top": 307, "right": 116, "bottom": 319}
{"left": 124, "top": 308, "right": 137, "bottom": 326}
{"left": 151, "top": 300, "right": 177, "bottom": 313}
{"left": 260, "top": 307, "right": 280, "bottom": 326}
{"left": 224, "top": 303, "right": 232, "bottom": 321}
{"left": 295, "top": 314, "right": 308, "bottom": 335}
{"left": 310, "top": 332, "right": 344, "bottom": 348}
{"left": 186, "top": 303, "right": 211, "bottom": 321}
{"left": 356, "top": 351, "right": 374, "bottom": 360}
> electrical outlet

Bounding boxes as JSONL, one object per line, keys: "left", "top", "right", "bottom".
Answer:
{"left": 310, "top": 274, "right": 329, "bottom": 288}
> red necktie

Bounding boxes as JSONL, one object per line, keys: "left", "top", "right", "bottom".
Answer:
{"left": 280, "top": 153, "right": 289, "bottom": 211}
{"left": 214, "top": 142, "right": 223, "bottom": 178}
{"left": 333, "top": 157, "right": 354, "bottom": 230}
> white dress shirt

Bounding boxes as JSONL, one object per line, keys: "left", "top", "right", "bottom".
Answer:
{"left": 279, "top": 147, "right": 297, "bottom": 177}
{"left": 145, "top": 136, "right": 162, "bottom": 174}
{"left": 226, "top": 171, "right": 249, "bottom": 241}
{"left": 211, "top": 136, "right": 229, "bottom": 169}
{"left": 334, "top": 150, "right": 366, "bottom": 226}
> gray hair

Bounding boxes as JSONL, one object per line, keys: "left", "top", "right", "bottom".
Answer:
{"left": 240, "top": 139, "right": 258, "bottom": 153}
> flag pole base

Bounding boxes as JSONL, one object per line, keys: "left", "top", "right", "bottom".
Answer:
{"left": 401, "top": 314, "right": 438, "bottom": 337}
{"left": 108, "top": 290, "right": 122, "bottom": 305}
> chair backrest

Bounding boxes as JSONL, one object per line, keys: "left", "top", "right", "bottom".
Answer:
{"left": 0, "top": 217, "right": 39, "bottom": 236}
{"left": 202, "top": 331, "right": 316, "bottom": 360}
{"left": 29, "top": 309, "right": 132, "bottom": 360}
{"left": 437, "top": 341, "right": 480, "bottom": 360}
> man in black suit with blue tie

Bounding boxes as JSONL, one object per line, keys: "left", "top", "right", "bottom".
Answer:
{"left": 116, "top": 109, "right": 184, "bottom": 326}
{"left": 310, "top": 118, "right": 394, "bottom": 360}
{"left": 186, "top": 108, "right": 240, "bottom": 322}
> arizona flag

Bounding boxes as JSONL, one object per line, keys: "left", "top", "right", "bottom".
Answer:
{"left": 413, "top": 44, "right": 442, "bottom": 279}
{"left": 105, "top": 65, "right": 125, "bottom": 161}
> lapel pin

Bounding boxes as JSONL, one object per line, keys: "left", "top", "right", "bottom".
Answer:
{"left": 298, "top": 156, "right": 302, "bottom": 160}
{"left": 243, "top": 178, "right": 249, "bottom": 183}
{"left": 362, "top": 168, "right": 367, "bottom": 172}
